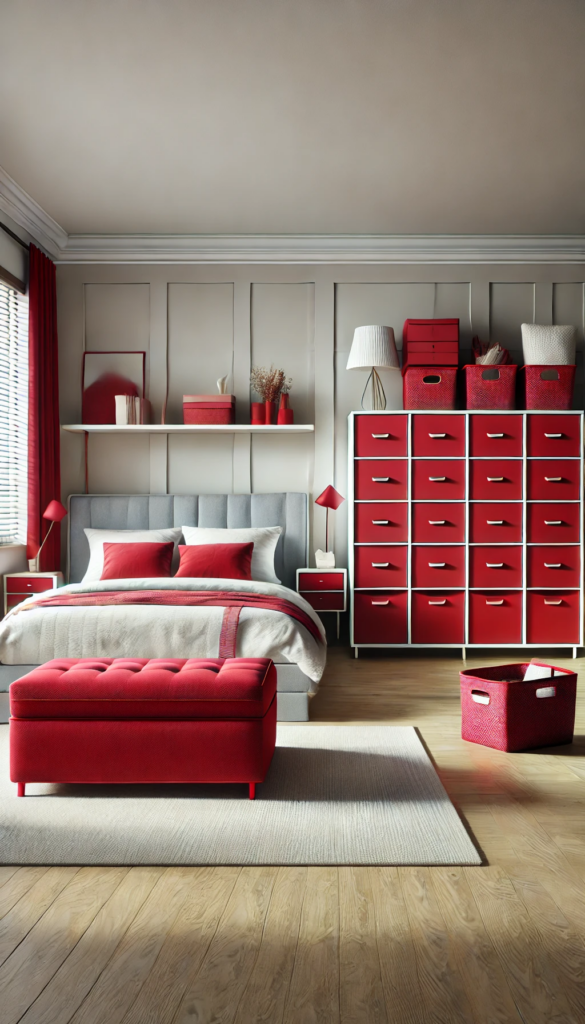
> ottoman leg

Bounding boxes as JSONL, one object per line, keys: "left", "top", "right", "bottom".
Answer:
{"left": 17, "top": 783, "right": 25, "bottom": 797}
{"left": 249, "top": 783, "right": 256, "bottom": 800}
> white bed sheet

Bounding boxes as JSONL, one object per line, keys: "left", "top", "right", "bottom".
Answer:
{"left": 0, "top": 577, "right": 327, "bottom": 687}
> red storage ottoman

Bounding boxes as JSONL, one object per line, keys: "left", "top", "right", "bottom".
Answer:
{"left": 521, "top": 366, "right": 576, "bottom": 410}
{"left": 460, "top": 662, "right": 577, "bottom": 752}
{"left": 464, "top": 364, "right": 517, "bottom": 410}
{"left": 403, "top": 367, "right": 457, "bottom": 410}
{"left": 9, "top": 657, "right": 277, "bottom": 799}
{"left": 402, "top": 318, "right": 459, "bottom": 372}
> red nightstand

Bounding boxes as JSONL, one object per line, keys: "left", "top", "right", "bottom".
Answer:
{"left": 296, "top": 568, "right": 347, "bottom": 639}
{"left": 4, "top": 572, "right": 64, "bottom": 615}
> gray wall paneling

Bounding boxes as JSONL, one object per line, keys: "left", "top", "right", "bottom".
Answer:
{"left": 57, "top": 263, "right": 585, "bottom": 570}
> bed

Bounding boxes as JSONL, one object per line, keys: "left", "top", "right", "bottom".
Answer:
{"left": 0, "top": 492, "right": 326, "bottom": 723}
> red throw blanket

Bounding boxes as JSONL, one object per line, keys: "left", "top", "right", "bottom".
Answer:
{"left": 23, "top": 589, "right": 324, "bottom": 658}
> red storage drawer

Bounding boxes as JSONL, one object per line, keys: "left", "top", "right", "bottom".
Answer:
{"left": 469, "top": 460, "right": 522, "bottom": 501}
{"left": 411, "top": 591, "right": 465, "bottom": 645}
{"left": 5, "top": 576, "right": 55, "bottom": 594}
{"left": 527, "top": 504, "right": 580, "bottom": 544}
{"left": 527, "top": 546, "right": 580, "bottom": 589}
{"left": 469, "top": 415, "right": 523, "bottom": 458}
{"left": 403, "top": 318, "right": 459, "bottom": 343}
{"left": 354, "top": 415, "right": 408, "bottom": 457}
{"left": 412, "top": 415, "right": 465, "bottom": 457}
{"left": 6, "top": 595, "right": 25, "bottom": 611}
{"left": 527, "top": 414, "right": 581, "bottom": 458}
{"left": 527, "top": 459, "right": 580, "bottom": 501}
{"left": 526, "top": 591, "right": 580, "bottom": 644}
{"left": 354, "top": 460, "right": 408, "bottom": 500}
{"left": 411, "top": 546, "right": 465, "bottom": 588}
{"left": 469, "top": 503, "right": 522, "bottom": 544}
{"left": 468, "top": 591, "right": 523, "bottom": 645}
{"left": 354, "top": 546, "right": 407, "bottom": 588}
{"left": 412, "top": 503, "right": 465, "bottom": 543}
{"left": 469, "top": 547, "right": 522, "bottom": 589}
{"left": 412, "top": 459, "right": 466, "bottom": 501}
{"left": 355, "top": 503, "right": 408, "bottom": 543}
{"left": 298, "top": 572, "right": 345, "bottom": 592}
{"left": 302, "top": 591, "right": 345, "bottom": 611}
{"left": 353, "top": 591, "right": 407, "bottom": 644}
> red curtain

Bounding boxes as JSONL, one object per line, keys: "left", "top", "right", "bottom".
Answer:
{"left": 27, "top": 245, "right": 61, "bottom": 570}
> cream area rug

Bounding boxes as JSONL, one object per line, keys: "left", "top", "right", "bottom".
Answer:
{"left": 0, "top": 725, "right": 480, "bottom": 866}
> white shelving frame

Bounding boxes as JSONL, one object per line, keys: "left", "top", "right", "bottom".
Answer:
{"left": 349, "top": 409, "right": 584, "bottom": 658}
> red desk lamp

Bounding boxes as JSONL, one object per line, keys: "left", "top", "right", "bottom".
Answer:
{"left": 30, "top": 500, "right": 68, "bottom": 572}
{"left": 315, "top": 485, "right": 344, "bottom": 567}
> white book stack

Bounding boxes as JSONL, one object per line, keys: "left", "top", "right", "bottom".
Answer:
{"left": 115, "top": 395, "right": 150, "bottom": 425}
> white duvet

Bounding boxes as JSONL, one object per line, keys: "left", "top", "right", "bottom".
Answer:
{"left": 0, "top": 577, "right": 327, "bottom": 686}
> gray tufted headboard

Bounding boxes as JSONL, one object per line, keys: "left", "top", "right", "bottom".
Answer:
{"left": 67, "top": 493, "right": 308, "bottom": 590}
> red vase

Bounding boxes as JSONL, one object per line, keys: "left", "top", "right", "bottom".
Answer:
{"left": 277, "top": 393, "right": 294, "bottom": 425}
{"left": 265, "top": 400, "right": 277, "bottom": 424}
{"left": 251, "top": 402, "right": 264, "bottom": 425}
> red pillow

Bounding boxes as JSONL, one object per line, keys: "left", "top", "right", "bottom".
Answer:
{"left": 100, "top": 542, "right": 174, "bottom": 580}
{"left": 175, "top": 543, "right": 253, "bottom": 580}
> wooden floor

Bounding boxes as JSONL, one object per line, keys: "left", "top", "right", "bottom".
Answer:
{"left": 1, "top": 646, "right": 585, "bottom": 1023}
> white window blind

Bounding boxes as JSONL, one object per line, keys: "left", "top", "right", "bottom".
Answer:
{"left": 0, "top": 281, "right": 28, "bottom": 544}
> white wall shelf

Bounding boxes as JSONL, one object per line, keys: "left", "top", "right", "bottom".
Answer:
{"left": 62, "top": 424, "right": 314, "bottom": 435}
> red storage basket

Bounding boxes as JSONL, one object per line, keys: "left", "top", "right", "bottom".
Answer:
{"left": 464, "top": 364, "right": 517, "bottom": 410}
{"left": 460, "top": 662, "right": 577, "bottom": 752}
{"left": 403, "top": 367, "right": 457, "bottom": 410}
{"left": 521, "top": 365, "right": 575, "bottom": 410}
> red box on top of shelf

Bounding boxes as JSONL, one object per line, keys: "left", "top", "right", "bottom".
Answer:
{"left": 402, "top": 319, "right": 459, "bottom": 374}
{"left": 403, "top": 367, "right": 457, "bottom": 410}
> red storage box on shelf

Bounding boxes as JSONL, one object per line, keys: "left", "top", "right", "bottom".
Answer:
{"left": 402, "top": 319, "right": 459, "bottom": 373}
{"left": 183, "top": 395, "right": 235, "bottom": 425}
{"left": 460, "top": 662, "right": 578, "bottom": 752}
{"left": 464, "top": 364, "right": 517, "bottom": 410}
{"left": 521, "top": 366, "right": 575, "bottom": 410}
{"left": 403, "top": 367, "right": 457, "bottom": 410}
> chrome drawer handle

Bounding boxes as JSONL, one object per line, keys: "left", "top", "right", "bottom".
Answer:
{"left": 371, "top": 599, "right": 390, "bottom": 606}
{"left": 487, "top": 477, "right": 504, "bottom": 482}
{"left": 544, "top": 433, "right": 563, "bottom": 438}
{"left": 486, "top": 433, "right": 504, "bottom": 438}
{"left": 544, "top": 521, "right": 563, "bottom": 525}
{"left": 428, "top": 520, "right": 446, "bottom": 525}
{"left": 544, "top": 563, "right": 562, "bottom": 568}
{"left": 487, "top": 520, "right": 504, "bottom": 525}
{"left": 428, "top": 600, "right": 446, "bottom": 605}
{"left": 428, "top": 433, "right": 447, "bottom": 438}
{"left": 545, "top": 599, "right": 563, "bottom": 605}
{"left": 545, "top": 477, "right": 562, "bottom": 482}
{"left": 372, "top": 433, "right": 390, "bottom": 438}
{"left": 372, "top": 477, "right": 390, "bottom": 482}
{"left": 486, "top": 563, "right": 504, "bottom": 568}
{"left": 372, "top": 562, "right": 390, "bottom": 567}
{"left": 372, "top": 519, "right": 390, "bottom": 525}
{"left": 429, "top": 476, "right": 446, "bottom": 482}
{"left": 428, "top": 562, "right": 446, "bottom": 567}
{"left": 486, "top": 600, "right": 504, "bottom": 606}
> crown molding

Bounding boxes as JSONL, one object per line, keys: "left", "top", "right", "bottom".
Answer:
{"left": 1, "top": 166, "right": 584, "bottom": 264}
{"left": 0, "top": 166, "right": 67, "bottom": 259}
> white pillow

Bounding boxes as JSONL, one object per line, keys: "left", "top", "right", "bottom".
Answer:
{"left": 181, "top": 525, "right": 283, "bottom": 584}
{"left": 82, "top": 527, "right": 183, "bottom": 583}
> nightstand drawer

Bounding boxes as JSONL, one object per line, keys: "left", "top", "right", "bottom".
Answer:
{"left": 298, "top": 572, "right": 344, "bottom": 592}
{"left": 302, "top": 591, "right": 345, "bottom": 611}
{"left": 5, "top": 576, "right": 57, "bottom": 594}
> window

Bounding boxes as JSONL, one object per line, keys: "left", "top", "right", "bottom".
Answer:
{"left": 0, "top": 281, "right": 28, "bottom": 544}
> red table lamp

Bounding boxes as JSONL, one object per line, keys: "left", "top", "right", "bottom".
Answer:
{"left": 30, "top": 500, "right": 68, "bottom": 572}
{"left": 315, "top": 486, "right": 345, "bottom": 565}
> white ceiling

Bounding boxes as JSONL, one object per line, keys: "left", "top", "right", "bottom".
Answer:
{"left": 1, "top": 0, "right": 584, "bottom": 237}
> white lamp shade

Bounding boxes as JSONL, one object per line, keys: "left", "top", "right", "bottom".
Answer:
{"left": 346, "top": 325, "right": 400, "bottom": 371}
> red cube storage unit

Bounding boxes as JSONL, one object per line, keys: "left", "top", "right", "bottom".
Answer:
{"left": 349, "top": 411, "right": 583, "bottom": 653}
{"left": 460, "top": 662, "right": 577, "bottom": 751}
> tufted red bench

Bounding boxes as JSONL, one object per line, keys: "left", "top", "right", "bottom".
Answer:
{"left": 9, "top": 657, "right": 277, "bottom": 800}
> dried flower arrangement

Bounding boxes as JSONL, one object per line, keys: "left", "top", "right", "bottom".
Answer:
{"left": 250, "top": 365, "right": 292, "bottom": 402}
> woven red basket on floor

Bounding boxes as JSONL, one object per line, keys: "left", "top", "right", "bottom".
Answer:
{"left": 403, "top": 366, "right": 457, "bottom": 410}
{"left": 460, "top": 662, "right": 577, "bottom": 752}
{"left": 521, "top": 365, "right": 576, "bottom": 410}
{"left": 464, "top": 364, "right": 517, "bottom": 410}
